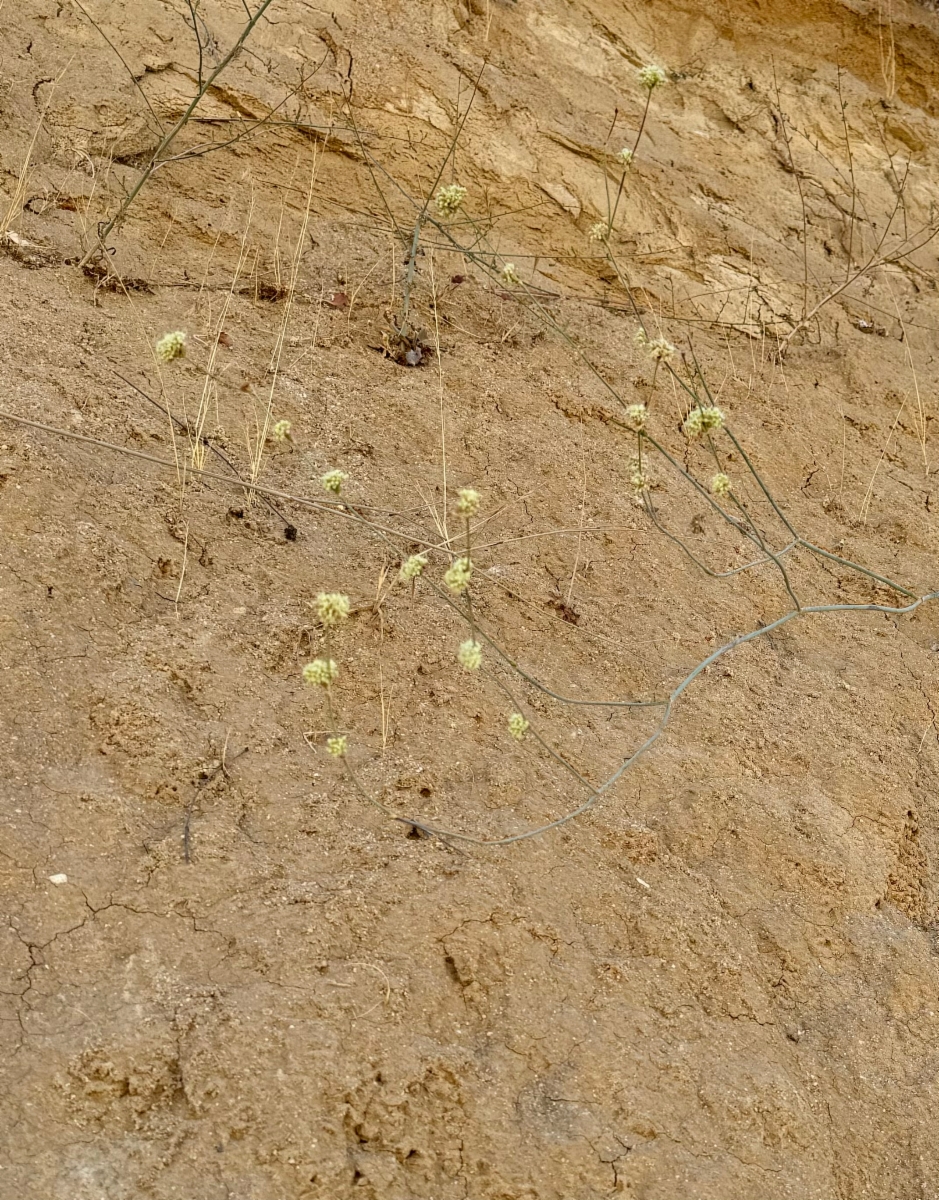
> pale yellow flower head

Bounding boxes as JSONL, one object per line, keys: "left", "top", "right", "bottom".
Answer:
{"left": 326, "top": 735, "right": 347, "bottom": 758}
{"left": 155, "top": 331, "right": 187, "bottom": 363}
{"left": 682, "top": 406, "right": 725, "bottom": 439}
{"left": 399, "top": 553, "right": 428, "bottom": 582}
{"left": 629, "top": 458, "right": 649, "bottom": 494}
{"left": 315, "top": 592, "right": 350, "bottom": 627}
{"left": 508, "top": 712, "right": 529, "bottom": 740}
{"left": 457, "top": 639, "right": 482, "bottom": 671}
{"left": 625, "top": 403, "right": 647, "bottom": 432}
{"left": 456, "top": 487, "right": 480, "bottom": 517}
{"left": 639, "top": 64, "right": 667, "bottom": 90}
{"left": 444, "top": 556, "right": 473, "bottom": 595}
{"left": 320, "top": 469, "right": 348, "bottom": 495}
{"left": 435, "top": 184, "right": 467, "bottom": 217}
{"left": 303, "top": 658, "right": 338, "bottom": 687}
{"left": 647, "top": 336, "right": 675, "bottom": 362}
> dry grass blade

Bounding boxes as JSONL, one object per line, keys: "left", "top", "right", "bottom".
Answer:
{"left": 248, "top": 151, "right": 319, "bottom": 488}
{"left": 191, "top": 201, "right": 255, "bottom": 472}
{"left": 858, "top": 392, "right": 906, "bottom": 523}
{"left": 0, "top": 60, "right": 71, "bottom": 238}
{"left": 429, "top": 249, "right": 449, "bottom": 545}
{"left": 878, "top": 0, "right": 897, "bottom": 100}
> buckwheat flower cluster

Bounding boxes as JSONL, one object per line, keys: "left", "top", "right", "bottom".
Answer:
{"left": 501, "top": 263, "right": 520, "bottom": 285}
{"left": 303, "top": 658, "right": 338, "bottom": 687}
{"left": 457, "top": 638, "right": 482, "bottom": 671}
{"left": 710, "top": 472, "right": 732, "bottom": 497}
{"left": 326, "top": 735, "right": 347, "bottom": 758}
{"left": 155, "top": 331, "right": 187, "bottom": 362}
{"left": 508, "top": 712, "right": 529, "bottom": 740}
{"left": 320, "top": 469, "right": 347, "bottom": 495}
{"left": 399, "top": 553, "right": 428, "bottom": 582}
{"left": 624, "top": 403, "right": 647, "bottom": 432}
{"left": 618, "top": 147, "right": 634, "bottom": 166}
{"left": 435, "top": 183, "right": 467, "bottom": 217}
{"left": 444, "top": 556, "right": 473, "bottom": 595}
{"left": 647, "top": 335, "right": 675, "bottom": 362}
{"left": 589, "top": 221, "right": 609, "bottom": 242}
{"left": 456, "top": 487, "right": 480, "bottom": 517}
{"left": 315, "top": 592, "right": 350, "bottom": 627}
{"left": 271, "top": 419, "right": 292, "bottom": 441}
{"left": 629, "top": 458, "right": 649, "bottom": 494}
{"left": 639, "top": 64, "right": 667, "bottom": 90}
{"left": 682, "top": 406, "right": 726, "bottom": 439}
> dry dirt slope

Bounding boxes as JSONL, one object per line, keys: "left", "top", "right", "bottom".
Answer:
{"left": 3, "top": 0, "right": 939, "bottom": 1196}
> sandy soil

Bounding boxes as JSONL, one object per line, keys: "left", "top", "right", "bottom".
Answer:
{"left": 3, "top": 0, "right": 939, "bottom": 1196}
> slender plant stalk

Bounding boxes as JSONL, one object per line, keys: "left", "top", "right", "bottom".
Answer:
{"left": 77, "top": 0, "right": 278, "bottom": 267}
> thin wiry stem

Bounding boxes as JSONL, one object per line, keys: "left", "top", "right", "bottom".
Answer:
{"left": 185, "top": 0, "right": 206, "bottom": 92}
{"left": 608, "top": 86, "right": 652, "bottom": 230}
{"left": 397, "top": 59, "right": 487, "bottom": 336}
{"left": 772, "top": 66, "right": 809, "bottom": 323}
{"left": 798, "top": 539, "right": 916, "bottom": 598}
{"left": 379, "top": 595, "right": 939, "bottom": 846}
{"left": 643, "top": 494, "right": 798, "bottom": 580}
{"left": 159, "top": 62, "right": 328, "bottom": 166}
{"left": 78, "top": 0, "right": 279, "bottom": 267}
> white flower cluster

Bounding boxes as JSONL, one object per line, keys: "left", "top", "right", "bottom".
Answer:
{"left": 629, "top": 458, "right": 649, "bottom": 494}
{"left": 457, "top": 639, "right": 482, "bottom": 671}
{"left": 507, "top": 712, "right": 529, "bottom": 740}
{"left": 303, "top": 658, "right": 338, "bottom": 687}
{"left": 320, "top": 469, "right": 347, "bottom": 495}
{"left": 271, "top": 419, "right": 292, "bottom": 442}
{"left": 444, "top": 556, "right": 473, "bottom": 595}
{"left": 399, "top": 553, "right": 428, "bottom": 582}
{"left": 456, "top": 487, "right": 480, "bottom": 516}
{"left": 635, "top": 328, "right": 674, "bottom": 361}
{"left": 639, "top": 64, "right": 667, "bottom": 90}
{"left": 647, "top": 336, "right": 675, "bottom": 361}
{"left": 155, "top": 331, "right": 186, "bottom": 363}
{"left": 624, "top": 403, "right": 647, "bottom": 432}
{"left": 435, "top": 184, "right": 467, "bottom": 217}
{"left": 682, "top": 406, "right": 726, "bottom": 439}
{"left": 315, "top": 592, "right": 350, "bottom": 627}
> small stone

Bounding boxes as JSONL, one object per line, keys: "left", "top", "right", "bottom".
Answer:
{"left": 48, "top": 873, "right": 68, "bottom": 885}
